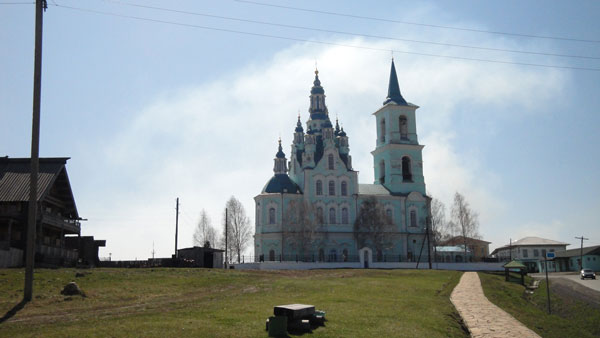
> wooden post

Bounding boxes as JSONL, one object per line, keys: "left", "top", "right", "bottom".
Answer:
{"left": 25, "top": 0, "right": 46, "bottom": 302}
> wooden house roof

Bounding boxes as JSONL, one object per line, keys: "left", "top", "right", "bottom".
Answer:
{"left": 0, "top": 157, "right": 78, "bottom": 218}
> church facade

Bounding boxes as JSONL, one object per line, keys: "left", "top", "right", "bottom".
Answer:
{"left": 254, "top": 61, "right": 431, "bottom": 263}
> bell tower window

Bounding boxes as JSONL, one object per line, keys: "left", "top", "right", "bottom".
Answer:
{"left": 379, "top": 160, "right": 385, "bottom": 183}
{"left": 380, "top": 119, "right": 386, "bottom": 142}
{"left": 402, "top": 156, "right": 412, "bottom": 182}
{"left": 328, "top": 154, "right": 334, "bottom": 170}
{"left": 399, "top": 116, "right": 408, "bottom": 139}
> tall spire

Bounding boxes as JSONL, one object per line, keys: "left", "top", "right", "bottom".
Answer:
{"left": 383, "top": 59, "right": 408, "bottom": 106}
{"left": 309, "top": 69, "right": 328, "bottom": 119}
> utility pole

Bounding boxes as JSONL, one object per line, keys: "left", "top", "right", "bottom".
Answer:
{"left": 24, "top": 0, "right": 47, "bottom": 302}
{"left": 151, "top": 241, "right": 155, "bottom": 260}
{"left": 509, "top": 238, "right": 512, "bottom": 261}
{"left": 575, "top": 236, "right": 588, "bottom": 270}
{"left": 174, "top": 198, "right": 179, "bottom": 258}
{"left": 426, "top": 197, "right": 432, "bottom": 269}
{"left": 225, "top": 207, "right": 228, "bottom": 269}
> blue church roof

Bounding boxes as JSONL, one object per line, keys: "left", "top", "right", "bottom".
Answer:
{"left": 383, "top": 59, "right": 408, "bottom": 106}
{"left": 262, "top": 174, "right": 302, "bottom": 194}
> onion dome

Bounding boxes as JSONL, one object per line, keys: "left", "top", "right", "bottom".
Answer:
{"left": 311, "top": 70, "right": 324, "bottom": 95}
{"left": 275, "top": 138, "right": 285, "bottom": 158}
{"left": 339, "top": 127, "right": 347, "bottom": 137}
{"left": 295, "top": 115, "right": 304, "bottom": 132}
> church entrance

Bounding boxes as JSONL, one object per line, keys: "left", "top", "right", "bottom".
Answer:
{"left": 359, "top": 247, "right": 372, "bottom": 269}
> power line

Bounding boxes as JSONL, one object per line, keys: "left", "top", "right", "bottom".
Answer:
{"left": 52, "top": 4, "right": 600, "bottom": 72}
{"left": 0, "top": 1, "right": 34, "bottom": 4}
{"left": 235, "top": 0, "right": 600, "bottom": 44}
{"left": 98, "top": 0, "right": 600, "bottom": 60}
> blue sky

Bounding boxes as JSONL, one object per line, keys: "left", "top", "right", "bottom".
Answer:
{"left": 2, "top": 0, "right": 599, "bottom": 260}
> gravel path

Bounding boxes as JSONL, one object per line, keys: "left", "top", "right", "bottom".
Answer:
{"left": 450, "top": 272, "right": 540, "bottom": 338}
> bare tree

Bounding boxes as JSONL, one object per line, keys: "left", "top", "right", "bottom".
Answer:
{"left": 221, "top": 196, "right": 252, "bottom": 263}
{"left": 283, "top": 199, "right": 324, "bottom": 261}
{"left": 193, "top": 209, "right": 217, "bottom": 248}
{"left": 430, "top": 197, "right": 449, "bottom": 245}
{"left": 353, "top": 197, "right": 394, "bottom": 259}
{"left": 451, "top": 192, "right": 480, "bottom": 261}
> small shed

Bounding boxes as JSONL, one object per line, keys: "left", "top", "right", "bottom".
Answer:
{"left": 503, "top": 260, "right": 527, "bottom": 285}
{"left": 177, "top": 246, "right": 224, "bottom": 268}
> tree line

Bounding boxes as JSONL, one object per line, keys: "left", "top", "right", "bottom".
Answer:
{"left": 192, "top": 196, "right": 252, "bottom": 264}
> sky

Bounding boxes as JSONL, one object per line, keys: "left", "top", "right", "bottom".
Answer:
{"left": 1, "top": 0, "right": 599, "bottom": 260}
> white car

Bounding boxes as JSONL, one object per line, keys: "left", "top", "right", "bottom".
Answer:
{"left": 580, "top": 269, "right": 596, "bottom": 280}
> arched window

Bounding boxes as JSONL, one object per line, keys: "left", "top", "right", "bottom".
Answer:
{"left": 385, "top": 209, "right": 392, "bottom": 223}
{"left": 316, "top": 180, "right": 323, "bottom": 195}
{"left": 329, "top": 207, "right": 336, "bottom": 224}
{"left": 269, "top": 249, "right": 275, "bottom": 261}
{"left": 410, "top": 209, "right": 417, "bottom": 227}
{"left": 399, "top": 116, "right": 408, "bottom": 139}
{"left": 318, "top": 248, "right": 325, "bottom": 261}
{"left": 329, "top": 249, "right": 337, "bottom": 262}
{"left": 328, "top": 154, "right": 334, "bottom": 170}
{"left": 402, "top": 156, "right": 412, "bottom": 181}
{"left": 328, "top": 180, "right": 335, "bottom": 196}
{"left": 316, "top": 207, "right": 324, "bottom": 223}
{"left": 379, "top": 160, "right": 386, "bottom": 183}
{"left": 380, "top": 118, "right": 386, "bottom": 142}
{"left": 341, "top": 181, "right": 348, "bottom": 196}
{"left": 269, "top": 208, "right": 276, "bottom": 224}
{"left": 342, "top": 207, "right": 349, "bottom": 224}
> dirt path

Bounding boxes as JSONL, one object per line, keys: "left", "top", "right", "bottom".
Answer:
{"left": 450, "top": 272, "right": 540, "bottom": 338}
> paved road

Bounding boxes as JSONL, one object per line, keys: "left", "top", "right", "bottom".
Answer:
{"left": 530, "top": 272, "right": 600, "bottom": 293}
{"left": 451, "top": 272, "right": 540, "bottom": 337}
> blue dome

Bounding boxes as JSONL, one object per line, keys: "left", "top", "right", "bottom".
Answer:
{"left": 262, "top": 174, "right": 302, "bottom": 194}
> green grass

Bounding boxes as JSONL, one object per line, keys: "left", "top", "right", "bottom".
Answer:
{"left": 478, "top": 272, "right": 600, "bottom": 338}
{"left": 0, "top": 268, "right": 467, "bottom": 337}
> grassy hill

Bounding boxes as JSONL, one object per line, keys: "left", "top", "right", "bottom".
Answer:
{"left": 0, "top": 268, "right": 467, "bottom": 337}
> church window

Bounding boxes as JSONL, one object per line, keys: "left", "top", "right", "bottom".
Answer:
{"left": 380, "top": 119, "right": 386, "bottom": 142}
{"left": 329, "top": 249, "right": 337, "bottom": 262}
{"left": 268, "top": 208, "right": 276, "bottom": 224}
{"left": 399, "top": 116, "right": 408, "bottom": 139}
{"left": 316, "top": 207, "right": 324, "bottom": 223}
{"left": 269, "top": 249, "right": 275, "bottom": 261}
{"left": 402, "top": 157, "right": 412, "bottom": 181}
{"left": 342, "top": 207, "right": 349, "bottom": 224}
{"left": 316, "top": 180, "right": 323, "bottom": 195}
{"left": 328, "top": 154, "right": 334, "bottom": 170}
{"left": 379, "top": 160, "right": 386, "bottom": 183}
{"left": 318, "top": 248, "right": 325, "bottom": 261}
{"left": 341, "top": 181, "right": 348, "bottom": 196}
{"left": 329, "top": 207, "right": 336, "bottom": 224}
{"left": 386, "top": 209, "right": 392, "bottom": 223}
{"left": 328, "top": 180, "right": 335, "bottom": 196}
{"left": 410, "top": 210, "right": 417, "bottom": 227}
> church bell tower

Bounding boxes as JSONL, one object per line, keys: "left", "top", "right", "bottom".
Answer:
{"left": 371, "top": 60, "right": 426, "bottom": 195}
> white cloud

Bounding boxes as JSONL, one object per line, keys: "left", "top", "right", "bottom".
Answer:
{"left": 78, "top": 22, "right": 567, "bottom": 260}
